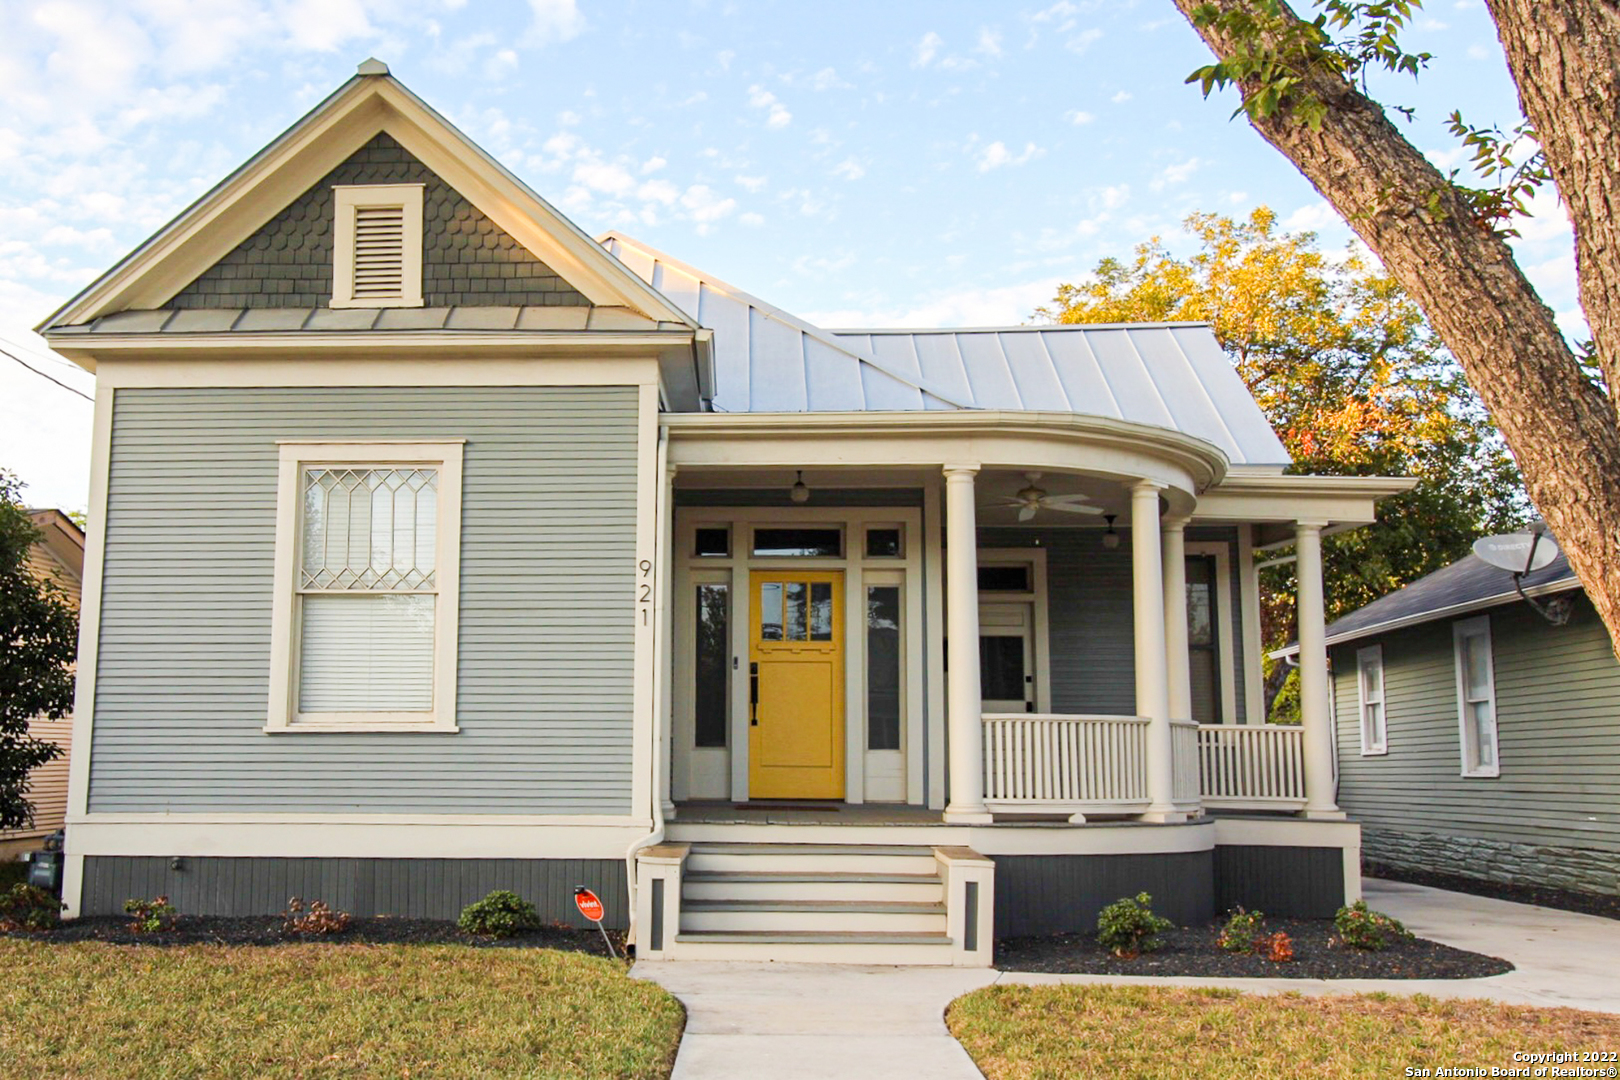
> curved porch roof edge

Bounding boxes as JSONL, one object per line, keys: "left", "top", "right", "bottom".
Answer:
{"left": 599, "top": 232, "right": 1290, "bottom": 468}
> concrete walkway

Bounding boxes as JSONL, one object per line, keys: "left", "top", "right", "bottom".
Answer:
{"left": 633, "top": 879, "right": 1620, "bottom": 1078}
{"left": 633, "top": 960, "right": 997, "bottom": 1079}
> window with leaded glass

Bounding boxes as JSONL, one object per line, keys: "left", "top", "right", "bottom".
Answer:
{"left": 268, "top": 442, "right": 463, "bottom": 732}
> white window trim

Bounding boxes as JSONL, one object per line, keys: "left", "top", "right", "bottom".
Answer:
{"left": 1356, "top": 644, "right": 1387, "bottom": 756}
{"left": 266, "top": 440, "right": 464, "bottom": 733}
{"left": 1453, "top": 614, "right": 1500, "bottom": 778}
{"left": 331, "top": 184, "right": 425, "bottom": 309}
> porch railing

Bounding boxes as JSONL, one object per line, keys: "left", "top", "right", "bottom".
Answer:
{"left": 982, "top": 714, "right": 1149, "bottom": 817}
{"left": 1171, "top": 720, "right": 1201, "bottom": 808}
{"left": 1196, "top": 723, "right": 1307, "bottom": 810}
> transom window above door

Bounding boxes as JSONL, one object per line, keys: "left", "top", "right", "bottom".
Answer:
{"left": 752, "top": 527, "right": 843, "bottom": 558}
{"left": 759, "top": 579, "right": 836, "bottom": 641}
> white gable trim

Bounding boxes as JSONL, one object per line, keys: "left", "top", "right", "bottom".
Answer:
{"left": 41, "top": 72, "right": 698, "bottom": 333}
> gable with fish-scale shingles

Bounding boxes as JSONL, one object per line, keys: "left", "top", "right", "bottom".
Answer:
{"left": 167, "top": 132, "right": 591, "bottom": 310}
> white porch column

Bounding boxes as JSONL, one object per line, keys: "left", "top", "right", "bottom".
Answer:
{"left": 1295, "top": 521, "right": 1344, "bottom": 819}
{"left": 1162, "top": 516, "right": 1192, "bottom": 723}
{"left": 1133, "top": 481, "right": 1181, "bottom": 821}
{"left": 944, "top": 463, "right": 992, "bottom": 823}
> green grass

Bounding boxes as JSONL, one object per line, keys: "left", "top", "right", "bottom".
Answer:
{"left": 947, "top": 984, "right": 1620, "bottom": 1080}
{"left": 0, "top": 940, "right": 684, "bottom": 1079}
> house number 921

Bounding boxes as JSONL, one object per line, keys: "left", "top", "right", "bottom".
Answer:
{"left": 639, "top": 559, "right": 653, "bottom": 624}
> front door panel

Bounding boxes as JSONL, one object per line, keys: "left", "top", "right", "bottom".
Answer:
{"left": 750, "top": 571, "right": 845, "bottom": 798}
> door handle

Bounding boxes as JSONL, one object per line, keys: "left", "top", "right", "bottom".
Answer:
{"left": 750, "top": 662, "right": 759, "bottom": 726}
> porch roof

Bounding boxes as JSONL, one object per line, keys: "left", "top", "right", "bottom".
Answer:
{"left": 599, "top": 232, "right": 1291, "bottom": 468}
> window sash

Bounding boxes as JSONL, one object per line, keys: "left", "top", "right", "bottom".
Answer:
{"left": 1454, "top": 618, "right": 1499, "bottom": 776}
{"left": 1357, "top": 645, "right": 1386, "bottom": 754}
{"left": 267, "top": 441, "right": 463, "bottom": 733}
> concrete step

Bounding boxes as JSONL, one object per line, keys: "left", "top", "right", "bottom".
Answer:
{"left": 681, "top": 898, "right": 948, "bottom": 933}
{"left": 685, "top": 843, "right": 939, "bottom": 876}
{"left": 682, "top": 870, "right": 945, "bottom": 904}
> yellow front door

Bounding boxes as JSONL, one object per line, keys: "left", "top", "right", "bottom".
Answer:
{"left": 749, "top": 570, "right": 845, "bottom": 799}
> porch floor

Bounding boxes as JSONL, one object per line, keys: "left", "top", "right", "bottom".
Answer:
{"left": 671, "top": 802, "right": 947, "bottom": 827}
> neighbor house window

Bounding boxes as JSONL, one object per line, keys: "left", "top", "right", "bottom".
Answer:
{"left": 1453, "top": 616, "right": 1499, "bottom": 777}
{"left": 331, "top": 184, "right": 425, "bottom": 308}
{"left": 267, "top": 441, "right": 463, "bottom": 732}
{"left": 1356, "top": 645, "right": 1386, "bottom": 755}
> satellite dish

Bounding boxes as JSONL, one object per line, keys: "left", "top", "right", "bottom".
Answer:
{"left": 1473, "top": 531, "right": 1560, "bottom": 574}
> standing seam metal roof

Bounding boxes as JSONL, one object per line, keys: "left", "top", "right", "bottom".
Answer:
{"left": 600, "top": 231, "right": 1290, "bottom": 466}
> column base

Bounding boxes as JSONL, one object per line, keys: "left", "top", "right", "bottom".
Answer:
{"left": 1302, "top": 808, "right": 1347, "bottom": 821}
{"left": 944, "top": 807, "right": 994, "bottom": 824}
{"left": 1139, "top": 808, "right": 1189, "bottom": 824}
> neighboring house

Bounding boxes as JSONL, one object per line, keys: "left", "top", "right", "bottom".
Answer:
{"left": 37, "top": 62, "right": 1410, "bottom": 964}
{"left": 0, "top": 509, "right": 84, "bottom": 859}
{"left": 1289, "top": 544, "right": 1618, "bottom": 899}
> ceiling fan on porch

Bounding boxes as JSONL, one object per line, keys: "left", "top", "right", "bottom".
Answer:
{"left": 989, "top": 472, "right": 1106, "bottom": 522}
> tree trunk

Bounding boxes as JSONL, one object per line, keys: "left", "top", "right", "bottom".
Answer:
{"left": 1175, "top": 0, "right": 1620, "bottom": 659}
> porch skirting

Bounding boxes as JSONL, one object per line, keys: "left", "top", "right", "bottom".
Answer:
{"left": 78, "top": 856, "right": 630, "bottom": 929}
{"left": 993, "top": 842, "right": 1348, "bottom": 936}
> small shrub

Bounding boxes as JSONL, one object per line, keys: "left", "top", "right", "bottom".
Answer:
{"left": 1334, "top": 899, "right": 1412, "bottom": 951}
{"left": 459, "top": 890, "right": 541, "bottom": 939}
{"left": 1217, "top": 907, "right": 1265, "bottom": 953}
{"left": 0, "top": 883, "right": 65, "bottom": 931}
{"left": 123, "top": 895, "right": 176, "bottom": 934}
{"left": 1260, "top": 930, "right": 1294, "bottom": 962}
{"left": 1097, "top": 892, "right": 1174, "bottom": 958}
{"left": 282, "top": 896, "right": 352, "bottom": 936}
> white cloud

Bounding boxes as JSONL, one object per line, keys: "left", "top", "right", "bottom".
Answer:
{"left": 1028, "top": 1, "right": 1080, "bottom": 34}
{"left": 747, "top": 84, "right": 792, "bottom": 129}
{"left": 1150, "top": 157, "right": 1202, "bottom": 190}
{"left": 1111, "top": 90, "right": 1132, "bottom": 104}
{"left": 977, "top": 140, "right": 1045, "bottom": 172}
{"left": 523, "top": 0, "right": 586, "bottom": 47}
{"left": 809, "top": 66, "right": 852, "bottom": 91}
{"left": 1065, "top": 28, "right": 1103, "bottom": 53}
{"left": 641, "top": 155, "right": 667, "bottom": 174}
{"left": 1096, "top": 184, "right": 1130, "bottom": 210}
{"left": 804, "top": 275, "right": 1066, "bottom": 329}
{"left": 977, "top": 27, "right": 1004, "bottom": 57}
{"left": 735, "top": 174, "right": 768, "bottom": 192}
{"left": 1283, "top": 201, "right": 1338, "bottom": 231}
{"left": 680, "top": 184, "right": 737, "bottom": 232}
{"left": 635, "top": 178, "right": 680, "bottom": 205}
{"left": 1467, "top": 43, "right": 1492, "bottom": 60}
{"left": 832, "top": 158, "right": 865, "bottom": 181}
{"left": 1065, "top": 109, "right": 1094, "bottom": 125}
{"left": 913, "top": 30, "right": 943, "bottom": 68}
{"left": 740, "top": 211, "right": 765, "bottom": 227}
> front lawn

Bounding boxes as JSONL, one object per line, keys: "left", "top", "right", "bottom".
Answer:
{"left": 0, "top": 940, "right": 683, "bottom": 1080}
{"left": 948, "top": 984, "right": 1620, "bottom": 1080}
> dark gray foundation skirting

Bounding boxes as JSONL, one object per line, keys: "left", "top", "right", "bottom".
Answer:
{"left": 992, "top": 851, "right": 1215, "bottom": 936}
{"left": 79, "top": 857, "right": 629, "bottom": 929}
{"left": 1214, "top": 845, "right": 1345, "bottom": 918}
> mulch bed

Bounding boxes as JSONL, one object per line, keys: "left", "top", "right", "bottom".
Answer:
{"left": 1366, "top": 864, "right": 1620, "bottom": 922}
{"left": 2, "top": 915, "right": 627, "bottom": 956}
{"left": 995, "top": 916, "right": 1513, "bottom": 979}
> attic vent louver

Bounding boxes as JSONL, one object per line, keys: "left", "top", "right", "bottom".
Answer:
{"left": 331, "top": 183, "right": 424, "bottom": 309}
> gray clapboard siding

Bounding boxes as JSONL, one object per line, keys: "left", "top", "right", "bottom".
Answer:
{"left": 978, "top": 526, "right": 1248, "bottom": 720}
{"left": 90, "top": 386, "right": 641, "bottom": 815}
{"left": 1334, "top": 594, "right": 1620, "bottom": 857}
{"left": 81, "top": 855, "right": 628, "bottom": 927}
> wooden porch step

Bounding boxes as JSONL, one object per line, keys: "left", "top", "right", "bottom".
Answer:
{"left": 675, "top": 930, "right": 952, "bottom": 946}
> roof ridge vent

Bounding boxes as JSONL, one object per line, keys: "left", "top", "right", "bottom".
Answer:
{"left": 357, "top": 58, "right": 390, "bottom": 77}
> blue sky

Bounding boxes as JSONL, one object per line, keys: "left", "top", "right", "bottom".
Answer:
{"left": 0, "top": 0, "right": 1578, "bottom": 512}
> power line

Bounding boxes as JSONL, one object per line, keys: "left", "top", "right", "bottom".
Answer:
{"left": 0, "top": 333, "right": 83, "bottom": 373}
{"left": 0, "top": 345, "right": 93, "bottom": 403}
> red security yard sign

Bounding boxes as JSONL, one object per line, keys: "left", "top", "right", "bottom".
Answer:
{"left": 574, "top": 887, "right": 617, "bottom": 959}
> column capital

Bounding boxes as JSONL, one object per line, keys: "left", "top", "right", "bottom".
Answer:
{"left": 1294, "top": 519, "right": 1330, "bottom": 533}
{"left": 1161, "top": 515, "right": 1190, "bottom": 532}
{"left": 1131, "top": 479, "right": 1168, "bottom": 495}
{"left": 943, "top": 463, "right": 981, "bottom": 479}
